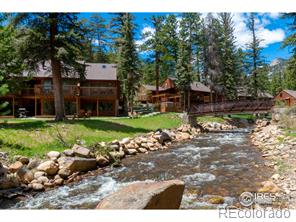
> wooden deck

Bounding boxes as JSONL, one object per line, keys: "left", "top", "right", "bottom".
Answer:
{"left": 189, "top": 99, "right": 274, "bottom": 116}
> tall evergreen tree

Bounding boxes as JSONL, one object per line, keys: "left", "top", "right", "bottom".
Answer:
{"left": 246, "top": 13, "right": 264, "bottom": 98}
{"left": 218, "top": 13, "right": 239, "bottom": 100}
{"left": 87, "top": 13, "right": 109, "bottom": 63}
{"left": 12, "top": 13, "right": 86, "bottom": 121}
{"left": 282, "top": 13, "right": 296, "bottom": 90}
{"left": 0, "top": 16, "right": 25, "bottom": 115}
{"left": 141, "top": 15, "right": 165, "bottom": 94}
{"left": 204, "top": 13, "right": 223, "bottom": 102}
{"left": 111, "top": 13, "right": 140, "bottom": 114}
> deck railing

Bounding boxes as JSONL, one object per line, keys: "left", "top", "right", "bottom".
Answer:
{"left": 17, "top": 85, "right": 117, "bottom": 99}
{"left": 189, "top": 99, "right": 274, "bottom": 115}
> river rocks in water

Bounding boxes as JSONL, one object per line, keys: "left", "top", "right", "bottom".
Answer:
{"left": 16, "top": 166, "right": 34, "bottom": 184}
{"left": 96, "top": 180, "right": 185, "bottom": 209}
{"left": 258, "top": 181, "right": 280, "bottom": 193}
{"left": 63, "top": 149, "right": 75, "bottom": 157}
{"left": 58, "top": 168, "right": 72, "bottom": 179}
{"left": 47, "top": 151, "right": 61, "bottom": 160}
{"left": 207, "top": 196, "right": 225, "bottom": 204}
{"left": 54, "top": 178, "right": 64, "bottom": 186}
{"left": 271, "top": 173, "right": 281, "bottom": 181}
{"left": 9, "top": 161, "right": 23, "bottom": 173}
{"left": 37, "top": 160, "right": 59, "bottom": 176}
{"left": 96, "top": 155, "right": 110, "bottom": 167}
{"left": 109, "top": 150, "right": 125, "bottom": 159}
{"left": 27, "top": 159, "right": 40, "bottom": 170}
{"left": 72, "top": 144, "right": 91, "bottom": 158}
{"left": 19, "top": 156, "right": 30, "bottom": 165}
{"left": 31, "top": 182, "right": 44, "bottom": 191}
{"left": 176, "top": 132, "right": 191, "bottom": 141}
{"left": 0, "top": 174, "right": 20, "bottom": 190}
{"left": 58, "top": 157, "right": 97, "bottom": 175}
{"left": 125, "top": 149, "right": 138, "bottom": 155}
{"left": 138, "top": 148, "right": 148, "bottom": 153}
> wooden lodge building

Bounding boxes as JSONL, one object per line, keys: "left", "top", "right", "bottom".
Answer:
{"left": 137, "top": 77, "right": 212, "bottom": 112}
{"left": 0, "top": 63, "right": 120, "bottom": 117}
{"left": 274, "top": 89, "right": 296, "bottom": 107}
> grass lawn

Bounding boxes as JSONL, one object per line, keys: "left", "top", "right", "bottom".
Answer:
{"left": 0, "top": 113, "right": 181, "bottom": 159}
{"left": 196, "top": 116, "right": 225, "bottom": 123}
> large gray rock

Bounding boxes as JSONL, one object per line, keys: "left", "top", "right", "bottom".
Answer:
{"left": 47, "top": 151, "right": 61, "bottom": 160}
{"left": 16, "top": 166, "right": 34, "bottom": 183}
{"left": 58, "top": 157, "right": 97, "bottom": 174}
{"left": 154, "top": 132, "right": 172, "bottom": 144}
{"left": 72, "top": 144, "right": 91, "bottom": 158}
{"left": 96, "top": 180, "right": 185, "bottom": 209}
{"left": 37, "top": 160, "right": 59, "bottom": 176}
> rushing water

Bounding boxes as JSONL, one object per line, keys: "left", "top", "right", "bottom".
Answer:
{"left": 12, "top": 128, "right": 272, "bottom": 209}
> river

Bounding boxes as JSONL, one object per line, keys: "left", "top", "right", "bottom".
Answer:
{"left": 11, "top": 128, "right": 272, "bottom": 209}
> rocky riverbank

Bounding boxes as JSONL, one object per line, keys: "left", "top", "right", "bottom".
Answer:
{"left": 251, "top": 120, "right": 296, "bottom": 208}
{"left": 0, "top": 119, "right": 238, "bottom": 206}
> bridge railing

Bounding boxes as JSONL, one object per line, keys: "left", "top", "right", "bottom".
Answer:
{"left": 189, "top": 99, "right": 274, "bottom": 115}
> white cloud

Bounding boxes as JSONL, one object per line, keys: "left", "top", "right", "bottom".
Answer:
{"left": 232, "top": 13, "right": 285, "bottom": 48}
{"left": 136, "top": 13, "right": 285, "bottom": 50}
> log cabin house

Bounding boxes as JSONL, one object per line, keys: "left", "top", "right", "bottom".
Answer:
{"left": 0, "top": 63, "right": 120, "bottom": 117}
{"left": 274, "top": 89, "right": 296, "bottom": 107}
{"left": 137, "top": 77, "right": 212, "bottom": 112}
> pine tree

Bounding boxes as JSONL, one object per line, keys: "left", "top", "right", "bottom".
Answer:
{"left": 111, "top": 13, "right": 140, "bottom": 114}
{"left": 246, "top": 13, "right": 264, "bottom": 98}
{"left": 204, "top": 13, "right": 223, "bottom": 102}
{"left": 0, "top": 17, "right": 25, "bottom": 115}
{"left": 141, "top": 15, "right": 165, "bottom": 94}
{"left": 282, "top": 13, "right": 296, "bottom": 90}
{"left": 87, "top": 13, "right": 109, "bottom": 63}
{"left": 12, "top": 13, "right": 86, "bottom": 121}
{"left": 218, "top": 13, "right": 239, "bottom": 100}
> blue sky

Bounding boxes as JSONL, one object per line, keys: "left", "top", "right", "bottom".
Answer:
{"left": 81, "top": 12, "right": 293, "bottom": 62}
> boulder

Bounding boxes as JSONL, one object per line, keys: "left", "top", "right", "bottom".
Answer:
{"left": 27, "top": 159, "right": 40, "bottom": 170}
{"left": 138, "top": 148, "right": 148, "bottom": 153}
{"left": 37, "top": 160, "right": 59, "bottom": 176}
{"left": 58, "top": 157, "right": 97, "bottom": 174}
{"left": 0, "top": 162, "right": 7, "bottom": 179}
{"left": 47, "top": 151, "right": 61, "bottom": 160}
{"left": 72, "top": 144, "right": 91, "bottom": 158}
{"left": 31, "top": 182, "right": 44, "bottom": 191}
{"left": 37, "top": 176, "right": 49, "bottom": 184}
{"left": 9, "top": 161, "right": 23, "bottom": 173}
{"left": 96, "top": 155, "right": 110, "bottom": 167}
{"left": 16, "top": 166, "right": 34, "bottom": 183}
{"left": 34, "top": 171, "right": 47, "bottom": 179}
{"left": 258, "top": 181, "right": 280, "bottom": 193}
{"left": 58, "top": 168, "right": 72, "bottom": 179}
{"left": 125, "top": 149, "right": 137, "bottom": 155}
{"left": 96, "top": 180, "right": 185, "bottom": 209}
{"left": 54, "top": 178, "right": 64, "bottom": 186}
{"left": 63, "top": 149, "right": 75, "bottom": 157}
{"left": 120, "top": 138, "right": 130, "bottom": 145}
{"left": 109, "top": 151, "right": 125, "bottom": 159}
{"left": 0, "top": 174, "right": 20, "bottom": 190}
{"left": 155, "top": 132, "right": 172, "bottom": 144}
{"left": 19, "top": 156, "right": 30, "bottom": 165}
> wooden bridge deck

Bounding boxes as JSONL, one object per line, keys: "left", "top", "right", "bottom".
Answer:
{"left": 189, "top": 100, "right": 274, "bottom": 116}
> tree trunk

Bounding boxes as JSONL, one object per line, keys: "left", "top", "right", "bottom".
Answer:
{"left": 155, "top": 51, "right": 160, "bottom": 95}
{"left": 187, "top": 89, "right": 190, "bottom": 112}
{"left": 50, "top": 13, "right": 65, "bottom": 121}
